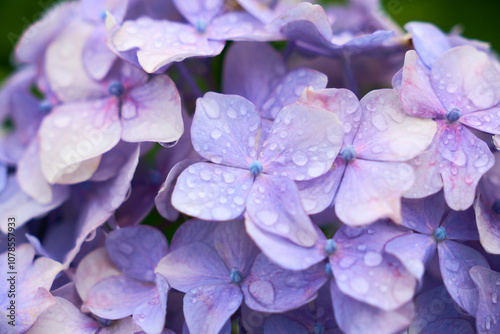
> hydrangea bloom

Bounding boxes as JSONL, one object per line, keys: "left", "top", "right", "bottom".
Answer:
{"left": 2, "top": 0, "right": 500, "bottom": 333}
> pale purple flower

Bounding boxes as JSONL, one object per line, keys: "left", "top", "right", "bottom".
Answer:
{"left": 385, "top": 192, "right": 490, "bottom": 315}
{"left": 400, "top": 46, "right": 500, "bottom": 210}
{"left": 297, "top": 87, "right": 436, "bottom": 225}
{"left": 171, "top": 92, "right": 344, "bottom": 248}
{"left": 83, "top": 225, "right": 170, "bottom": 334}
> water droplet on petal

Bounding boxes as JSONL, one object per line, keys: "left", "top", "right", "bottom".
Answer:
{"left": 292, "top": 151, "right": 309, "bottom": 166}
{"left": 257, "top": 210, "right": 278, "bottom": 225}
{"left": 363, "top": 251, "right": 383, "bottom": 267}
{"left": 350, "top": 277, "right": 369, "bottom": 294}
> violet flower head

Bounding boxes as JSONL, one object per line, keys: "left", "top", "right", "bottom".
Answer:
{"left": 297, "top": 87, "right": 436, "bottom": 225}
{"left": 172, "top": 92, "right": 344, "bottom": 247}
{"left": 82, "top": 225, "right": 170, "bottom": 334}
{"left": 400, "top": 45, "right": 500, "bottom": 210}
{"left": 385, "top": 192, "right": 490, "bottom": 316}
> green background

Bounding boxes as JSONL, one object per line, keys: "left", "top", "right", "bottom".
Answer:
{"left": 1, "top": 0, "right": 499, "bottom": 79}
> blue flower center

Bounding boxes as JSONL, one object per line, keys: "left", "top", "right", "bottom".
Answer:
{"left": 313, "top": 323, "right": 326, "bottom": 334}
{"left": 108, "top": 82, "right": 125, "bottom": 97}
{"left": 324, "top": 239, "right": 337, "bottom": 254}
{"left": 433, "top": 226, "right": 447, "bottom": 242}
{"left": 98, "top": 317, "right": 113, "bottom": 327}
{"left": 249, "top": 161, "right": 263, "bottom": 176}
{"left": 38, "top": 100, "right": 52, "bottom": 114}
{"left": 230, "top": 268, "right": 243, "bottom": 284}
{"left": 445, "top": 107, "right": 461, "bottom": 122}
{"left": 340, "top": 145, "right": 356, "bottom": 163}
{"left": 493, "top": 199, "right": 500, "bottom": 215}
{"left": 325, "top": 263, "right": 332, "bottom": 277}
{"left": 195, "top": 20, "right": 207, "bottom": 33}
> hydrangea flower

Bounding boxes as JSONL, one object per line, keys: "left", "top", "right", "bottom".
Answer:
{"left": 39, "top": 60, "right": 183, "bottom": 184}
{"left": 400, "top": 45, "right": 500, "bottom": 210}
{"left": 0, "top": 244, "right": 62, "bottom": 332}
{"left": 297, "top": 87, "right": 436, "bottom": 225}
{"left": 171, "top": 92, "right": 344, "bottom": 247}
{"left": 107, "top": 0, "right": 280, "bottom": 73}
{"left": 385, "top": 192, "right": 490, "bottom": 315}
{"left": 83, "top": 225, "right": 170, "bottom": 334}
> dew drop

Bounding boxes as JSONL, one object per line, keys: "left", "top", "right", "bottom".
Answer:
{"left": 257, "top": 210, "right": 278, "bottom": 225}
{"left": 363, "top": 251, "right": 383, "bottom": 267}
{"left": 292, "top": 151, "right": 309, "bottom": 166}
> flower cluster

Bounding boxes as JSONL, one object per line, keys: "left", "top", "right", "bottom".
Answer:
{"left": 1, "top": 0, "right": 500, "bottom": 333}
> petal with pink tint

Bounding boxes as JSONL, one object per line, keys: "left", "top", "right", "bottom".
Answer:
{"left": 121, "top": 75, "right": 184, "bottom": 143}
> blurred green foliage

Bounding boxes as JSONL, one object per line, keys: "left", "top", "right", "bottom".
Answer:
{"left": 1, "top": 0, "right": 499, "bottom": 82}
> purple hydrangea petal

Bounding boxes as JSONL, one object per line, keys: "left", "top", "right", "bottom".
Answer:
{"left": 470, "top": 266, "right": 500, "bottom": 333}
{"left": 296, "top": 159, "right": 345, "bottom": 215}
{"left": 0, "top": 176, "right": 69, "bottom": 233}
{"left": 222, "top": 42, "right": 286, "bottom": 109}
{"left": 1, "top": 244, "right": 63, "bottom": 332}
{"left": 121, "top": 75, "right": 184, "bottom": 143}
{"left": 172, "top": 162, "right": 253, "bottom": 220}
{"left": 208, "top": 12, "right": 283, "bottom": 42}
{"left": 214, "top": 220, "right": 259, "bottom": 277}
{"left": 17, "top": 139, "right": 69, "bottom": 205}
{"left": 438, "top": 240, "right": 490, "bottom": 315}
{"left": 25, "top": 297, "right": 98, "bottom": 334}
{"left": 403, "top": 139, "right": 444, "bottom": 200}
{"left": 173, "top": 0, "right": 223, "bottom": 26}
{"left": 260, "top": 103, "right": 344, "bottom": 181}
{"left": 246, "top": 175, "right": 317, "bottom": 247}
{"left": 170, "top": 219, "right": 218, "bottom": 251}
{"left": 431, "top": 45, "right": 500, "bottom": 113}
{"left": 401, "top": 50, "right": 446, "bottom": 118}
{"left": 441, "top": 208, "right": 479, "bottom": 240}
{"left": 89, "top": 141, "right": 138, "bottom": 182}
{"left": 438, "top": 123, "right": 494, "bottom": 210}
{"left": 460, "top": 108, "right": 500, "bottom": 135}
{"left": 263, "top": 314, "right": 309, "bottom": 334}
{"left": 297, "top": 87, "right": 362, "bottom": 146}
{"left": 475, "top": 195, "right": 500, "bottom": 254}
{"left": 156, "top": 242, "right": 229, "bottom": 292}
{"left": 111, "top": 18, "right": 225, "bottom": 73}
{"left": 39, "top": 98, "right": 121, "bottom": 184}
{"left": 400, "top": 193, "right": 445, "bottom": 234}
{"left": 245, "top": 214, "right": 327, "bottom": 270}
{"left": 192, "top": 93, "right": 262, "bottom": 168}
{"left": 75, "top": 247, "right": 121, "bottom": 302}
{"left": 408, "top": 285, "right": 475, "bottom": 334}
{"left": 241, "top": 254, "right": 328, "bottom": 312}
{"left": 133, "top": 273, "right": 170, "bottom": 334}
{"left": 335, "top": 160, "right": 414, "bottom": 226}
{"left": 330, "top": 281, "right": 414, "bottom": 334}
{"left": 45, "top": 21, "right": 108, "bottom": 103}
{"left": 156, "top": 157, "right": 205, "bottom": 221}
{"left": 385, "top": 233, "right": 436, "bottom": 282}
{"left": 106, "top": 225, "right": 169, "bottom": 282}
{"left": 61, "top": 144, "right": 140, "bottom": 266}
{"left": 84, "top": 275, "right": 157, "bottom": 319}
{"left": 83, "top": 26, "right": 118, "bottom": 81}
{"left": 331, "top": 221, "right": 415, "bottom": 310}
{"left": 261, "top": 69, "right": 328, "bottom": 120}
{"left": 355, "top": 89, "right": 437, "bottom": 161}
{"left": 266, "top": 3, "right": 333, "bottom": 49}
{"left": 405, "top": 22, "right": 451, "bottom": 69}
{"left": 183, "top": 320, "right": 232, "bottom": 334}
{"left": 184, "top": 284, "right": 242, "bottom": 334}
{"left": 15, "top": 2, "right": 77, "bottom": 64}
{"left": 237, "top": 0, "right": 299, "bottom": 24}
